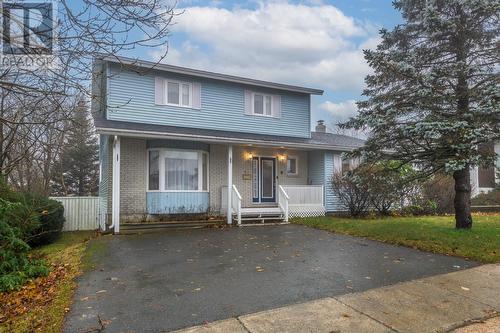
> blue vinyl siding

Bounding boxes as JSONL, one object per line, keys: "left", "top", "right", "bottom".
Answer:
{"left": 98, "top": 135, "right": 110, "bottom": 220}
{"left": 308, "top": 151, "right": 324, "bottom": 185}
{"left": 324, "top": 152, "right": 343, "bottom": 212}
{"left": 147, "top": 192, "right": 210, "bottom": 214}
{"left": 106, "top": 64, "right": 311, "bottom": 138}
{"left": 308, "top": 150, "right": 343, "bottom": 212}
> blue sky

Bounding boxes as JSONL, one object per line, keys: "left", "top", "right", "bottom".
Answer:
{"left": 129, "top": 0, "right": 402, "bottom": 132}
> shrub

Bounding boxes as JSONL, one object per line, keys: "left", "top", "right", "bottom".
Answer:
{"left": 0, "top": 199, "right": 49, "bottom": 292}
{"left": 0, "top": 178, "right": 65, "bottom": 247}
{"left": 421, "top": 174, "right": 455, "bottom": 214}
{"left": 363, "top": 162, "right": 419, "bottom": 215}
{"left": 21, "top": 193, "right": 65, "bottom": 247}
{"left": 401, "top": 200, "right": 438, "bottom": 216}
{"left": 472, "top": 188, "right": 500, "bottom": 206}
{"left": 330, "top": 167, "right": 370, "bottom": 216}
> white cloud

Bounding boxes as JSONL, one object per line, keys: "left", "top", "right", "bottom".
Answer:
{"left": 151, "top": 1, "right": 379, "bottom": 92}
{"left": 318, "top": 99, "right": 358, "bottom": 123}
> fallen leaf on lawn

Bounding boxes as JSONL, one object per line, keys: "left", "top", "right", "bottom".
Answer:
{"left": 255, "top": 266, "right": 264, "bottom": 272}
{"left": 96, "top": 290, "right": 107, "bottom": 294}
{"left": 193, "top": 287, "right": 202, "bottom": 292}
{"left": 461, "top": 286, "right": 470, "bottom": 291}
{"left": 341, "top": 313, "right": 351, "bottom": 318}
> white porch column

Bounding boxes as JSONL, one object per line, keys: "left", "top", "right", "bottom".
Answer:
{"left": 227, "top": 145, "right": 233, "bottom": 225}
{"left": 112, "top": 136, "right": 121, "bottom": 233}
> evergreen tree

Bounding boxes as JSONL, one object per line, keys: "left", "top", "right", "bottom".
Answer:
{"left": 52, "top": 100, "right": 99, "bottom": 196}
{"left": 342, "top": 0, "right": 499, "bottom": 228}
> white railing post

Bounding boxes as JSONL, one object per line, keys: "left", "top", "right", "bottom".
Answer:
{"left": 111, "top": 136, "right": 120, "bottom": 233}
{"left": 278, "top": 185, "right": 289, "bottom": 222}
{"left": 227, "top": 145, "right": 233, "bottom": 224}
{"left": 231, "top": 185, "right": 242, "bottom": 225}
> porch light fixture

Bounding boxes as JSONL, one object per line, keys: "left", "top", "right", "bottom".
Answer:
{"left": 246, "top": 152, "right": 254, "bottom": 160}
{"left": 278, "top": 154, "right": 286, "bottom": 162}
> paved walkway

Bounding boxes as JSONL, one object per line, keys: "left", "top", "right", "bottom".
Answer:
{"left": 174, "top": 264, "right": 499, "bottom": 333}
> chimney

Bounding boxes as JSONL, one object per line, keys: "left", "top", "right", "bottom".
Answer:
{"left": 316, "top": 120, "right": 326, "bottom": 133}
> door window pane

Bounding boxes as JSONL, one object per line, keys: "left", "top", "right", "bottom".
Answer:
{"left": 254, "top": 94, "right": 264, "bottom": 114}
{"left": 165, "top": 151, "right": 199, "bottom": 190}
{"left": 261, "top": 159, "right": 274, "bottom": 198}
{"left": 148, "top": 150, "right": 159, "bottom": 190}
{"left": 181, "top": 84, "right": 190, "bottom": 106}
{"left": 167, "top": 82, "right": 180, "bottom": 105}
{"left": 265, "top": 95, "right": 272, "bottom": 115}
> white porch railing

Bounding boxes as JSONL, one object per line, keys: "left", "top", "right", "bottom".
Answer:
{"left": 280, "top": 185, "right": 326, "bottom": 218}
{"left": 232, "top": 185, "right": 242, "bottom": 225}
{"left": 278, "top": 185, "right": 289, "bottom": 222}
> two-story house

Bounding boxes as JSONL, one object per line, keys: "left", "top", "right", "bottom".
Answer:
{"left": 93, "top": 55, "right": 365, "bottom": 233}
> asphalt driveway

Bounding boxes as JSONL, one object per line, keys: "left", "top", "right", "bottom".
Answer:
{"left": 63, "top": 224, "right": 477, "bottom": 333}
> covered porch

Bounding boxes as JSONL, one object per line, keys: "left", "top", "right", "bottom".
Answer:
{"left": 103, "top": 135, "right": 327, "bottom": 232}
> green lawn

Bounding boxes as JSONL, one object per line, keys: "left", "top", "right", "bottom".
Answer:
{"left": 0, "top": 231, "right": 96, "bottom": 333}
{"left": 293, "top": 215, "right": 500, "bottom": 263}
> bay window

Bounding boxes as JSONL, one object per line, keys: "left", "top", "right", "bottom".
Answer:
{"left": 148, "top": 149, "right": 209, "bottom": 191}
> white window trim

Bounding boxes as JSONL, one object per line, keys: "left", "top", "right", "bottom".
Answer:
{"left": 146, "top": 148, "right": 209, "bottom": 192}
{"left": 286, "top": 155, "right": 299, "bottom": 176}
{"left": 251, "top": 92, "right": 274, "bottom": 117}
{"left": 164, "top": 79, "right": 193, "bottom": 108}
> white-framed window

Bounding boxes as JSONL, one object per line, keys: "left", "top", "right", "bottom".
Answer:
{"left": 166, "top": 80, "right": 192, "bottom": 107}
{"left": 147, "top": 149, "right": 209, "bottom": 192}
{"left": 252, "top": 92, "right": 273, "bottom": 116}
{"left": 244, "top": 90, "right": 281, "bottom": 118}
{"left": 155, "top": 77, "right": 197, "bottom": 108}
{"left": 286, "top": 156, "right": 298, "bottom": 176}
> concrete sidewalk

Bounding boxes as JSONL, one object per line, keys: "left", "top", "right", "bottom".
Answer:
{"left": 172, "top": 264, "right": 499, "bottom": 333}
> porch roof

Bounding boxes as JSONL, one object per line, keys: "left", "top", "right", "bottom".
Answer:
{"left": 94, "top": 118, "right": 365, "bottom": 151}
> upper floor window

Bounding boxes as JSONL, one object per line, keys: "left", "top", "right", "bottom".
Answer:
{"left": 166, "top": 80, "right": 192, "bottom": 107}
{"left": 155, "top": 77, "right": 201, "bottom": 109}
{"left": 253, "top": 93, "right": 273, "bottom": 116}
{"left": 245, "top": 90, "right": 281, "bottom": 118}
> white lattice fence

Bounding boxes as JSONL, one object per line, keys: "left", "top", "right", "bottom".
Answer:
{"left": 289, "top": 205, "right": 326, "bottom": 218}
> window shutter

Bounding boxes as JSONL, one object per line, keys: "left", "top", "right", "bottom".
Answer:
{"left": 244, "top": 90, "right": 253, "bottom": 115}
{"left": 333, "top": 154, "right": 342, "bottom": 174}
{"left": 272, "top": 95, "right": 281, "bottom": 118}
{"left": 155, "top": 77, "right": 165, "bottom": 105}
{"left": 192, "top": 82, "right": 201, "bottom": 109}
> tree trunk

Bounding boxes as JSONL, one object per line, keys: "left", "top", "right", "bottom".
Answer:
{"left": 453, "top": 168, "right": 472, "bottom": 229}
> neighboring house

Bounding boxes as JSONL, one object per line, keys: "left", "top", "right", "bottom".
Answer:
{"left": 471, "top": 142, "right": 500, "bottom": 197}
{"left": 92, "top": 55, "right": 364, "bottom": 233}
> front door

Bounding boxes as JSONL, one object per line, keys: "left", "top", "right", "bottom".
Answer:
{"left": 252, "top": 157, "right": 276, "bottom": 203}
